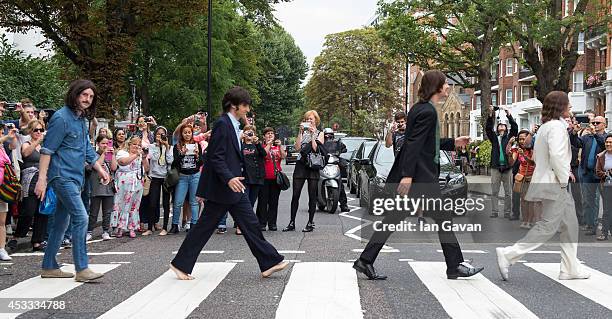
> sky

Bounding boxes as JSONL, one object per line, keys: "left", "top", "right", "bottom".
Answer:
{"left": 273, "top": 0, "right": 379, "bottom": 80}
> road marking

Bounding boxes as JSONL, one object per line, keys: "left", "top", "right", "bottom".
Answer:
{"left": 87, "top": 252, "right": 134, "bottom": 256}
{"left": 275, "top": 262, "right": 362, "bottom": 319}
{"left": 525, "top": 263, "right": 612, "bottom": 311}
{"left": 409, "top": 261, "right": 537, "bottom": 319}
{"left": 0, "top": 263, "right": 13, "bottom": 266}
{"left": 286, "top": 260, "right": 301, "bottom": 263}
{"left": 339, "top": 199, "right": 395, "bottom": 251}
{"left": 172, "top": 250, "right": 224, "bottom": 254}
{"left": 10, "top": 252, "right": 58, "bottom": 257}
{"left": 352, "top": 248, "right": 399, "bottom": 253}
{"left": 398, "top": 259, "right": 414, "bottom": 262}
{"left": 98, "top": 262, "right": 236, "bottom": 319}
{"left": 437, "top": 250, "right": 487, "bottom": 254}
{"left": 225, "top": 260, "right": 244, "bottom": 263}
{"left": 110, "top": 262, "right": 131, "bottom": 264}
{"left": 87, "top": 238, "right": 114, "bottom": 244}
{"left": 526, "top": 251, "right": 560, "bottom": 254}
{"left": 278, "top": 250, "right": 306, "bottom": 254}
{"left": 0, "top": 264, "right": 119, "bottom": 319}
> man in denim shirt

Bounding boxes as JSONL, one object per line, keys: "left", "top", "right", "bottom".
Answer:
{"left": 34, "top": 79, "right": 110, "bottom": 282}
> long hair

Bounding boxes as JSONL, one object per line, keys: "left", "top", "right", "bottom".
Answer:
{"left": 178, "top": 124, "right": 194, "bottom": 149}
{"left": 541, "top": 91, "right": 569, "bottom": 124}
{"left": 65, "top": 79, "right": 97, "bottom": 118}
{"left": 418, "top": 70, "right": 447, "bottom": 103}
{"left": 25, "top": 119, "right": 45, "bottom": 135}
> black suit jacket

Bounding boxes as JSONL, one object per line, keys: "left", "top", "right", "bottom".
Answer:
{"left": 387, "top": 101, "right": 454, "bottom": 184}
{"left": 197, "top": 113, "right": 244, "bottom": 204}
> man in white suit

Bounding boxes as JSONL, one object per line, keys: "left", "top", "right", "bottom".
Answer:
{"left": 496, "top": 91, "right": 590, "bottom": 281}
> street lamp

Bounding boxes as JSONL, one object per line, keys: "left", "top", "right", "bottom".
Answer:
{"left": 206, "top": 0, "right": 213, "bottom": 126}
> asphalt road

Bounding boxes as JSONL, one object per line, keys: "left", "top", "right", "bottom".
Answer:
{"left": 1, "top": 164, "right": 612, "bottom": 319}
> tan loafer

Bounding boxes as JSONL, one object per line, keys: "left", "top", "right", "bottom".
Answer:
{"left": 75, "top": 268, "right": 104, "bottom": 282}
{"left": 142, "top": 230, "right": 153, "bottom": 236}
{"left": 261, "top": 261, "right": 289, "bottom": 278}
{"left": 41, "top": 269, "right": 75, "bottom": 278}
{"left": 159, "top": 229, "right": 168, "bottom": 236}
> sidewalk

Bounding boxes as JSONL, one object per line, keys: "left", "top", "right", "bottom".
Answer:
{"left": 466, "top": 174, "right": 493, "bottom": 195}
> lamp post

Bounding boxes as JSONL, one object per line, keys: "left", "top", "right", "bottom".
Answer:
{"left": 206, "top": 0, "right": 213, "bottom": 126}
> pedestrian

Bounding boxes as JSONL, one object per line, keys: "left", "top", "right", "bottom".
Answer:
{"left": 34, "top": 79, "right": 111, "bottom": 282}
{"left": 353, "top": 70, "right": 484, "bottom": 280}
{"left": 322, "top": 127, "right": 350, "bottom": 212}
{"left": 170, "top": 86, "right": 288, "bottom": 280}
{"left": 506, "top": 131, "right": 540, "bottom": 228}
{"left": 567, "top": 116, "right": 584, "bottom": 225}
{"left": 385, "top": 112, "right": 406, "bottom": 157}
{"left": 110, "top": 136, "right": 149, "bottom": 238}
{"left": 256, "top": 127, "right": 286, "bottom": 231}
{"left": 113, "top": 128, "right": 127, "bottom": 152}
{"left": 87, "top": 135, "right": 117, "bottom": 241}
{"left": 0, "top": 118, "right": 19, "bottom": 261}
{"left": 595, "top": 134, "right": 612, "bottom": 241}
{"left": 283, "top": 110, "right": 324, "bottom": 233}
{"left": 146, "top": 126, "right": 173, "bottom": 236}
{"left": 578, "top": 116, "right": 607, "bottom": 235}
{"left": 496, "top": 91, "right": 590, "bottom": 281}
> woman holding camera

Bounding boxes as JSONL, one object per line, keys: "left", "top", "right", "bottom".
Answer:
{"left": 146, "top": 126, "right": 174, "bottom": 236}
{"left": 257, "top": 127, "right": 286, "bottom": 231}
{"left": 113, "top": 128, "right": 127, "bottom": 151}
{"left": 595, "top": 134, "right": 612, "bottom": 241}
{"left": 110, "top": 136, "right": 149, "bottom": 238}
{"left": 284, "top": 110, "right": 324, "bottom": 233}
{"left": 169, "top": 125, "right": 203, "bottom": 234}
{"left": 132, "top": 116, "right": 156, "bottom": 148}
{"left": 506, "top": 130, "right": 540, "bottom": 228}
{"left": 87, "top": 135, "right": 117, "bottom": 240}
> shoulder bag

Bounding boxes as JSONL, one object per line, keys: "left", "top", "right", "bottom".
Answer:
{"left": 271, "top": 152, "right": 290, "bottom": 191}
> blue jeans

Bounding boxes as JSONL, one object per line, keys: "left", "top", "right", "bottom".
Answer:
{"left": 42, "top": 178, "right": 89, "bottom": 272}
{"left": 172, "top": 173, "right": 201, "bottom": 226}
{"left": 46, "top": 213, "right": 71, "bottom": 241}
{"left": 580, "top": 168, "right": 601, "bottom": 227}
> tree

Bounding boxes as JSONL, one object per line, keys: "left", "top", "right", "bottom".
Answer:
{"left": 304, "top": 28, "right": 401, "bottom": 137}
{"left": 0, "top": 34, "right": 66, "bottom": 108}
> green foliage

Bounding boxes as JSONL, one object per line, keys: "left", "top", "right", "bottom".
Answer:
{"left": 477, "top": 140, "right": 491, "bottom": 167}
{"left": 0, "top": 34, "right": 66, "bottom": 108}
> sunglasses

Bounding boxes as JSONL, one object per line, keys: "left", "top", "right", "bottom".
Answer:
{"left": 33, "top": 128, "right": 45, "bottom": 133}
{"left": 591, "top": 122, "right": 602, "bottom": 125}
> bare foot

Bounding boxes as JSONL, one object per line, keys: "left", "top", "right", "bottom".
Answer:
{"left": 170, "top": 264, "right": 194, "bottom": 280}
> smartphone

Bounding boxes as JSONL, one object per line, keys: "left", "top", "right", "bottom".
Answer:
{"left": 186, "top": 144, "right": 196, "bottom": 155}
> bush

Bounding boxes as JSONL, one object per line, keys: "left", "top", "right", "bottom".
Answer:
{"left": 477, "top": 140, "right": 491, "bottom": 167}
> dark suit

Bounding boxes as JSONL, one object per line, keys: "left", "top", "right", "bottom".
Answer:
{"left": 171, "top": 113, "right": 284, "bottom": 274}
{"left": 359, "top": 101, "right": 464, "bottom": 271}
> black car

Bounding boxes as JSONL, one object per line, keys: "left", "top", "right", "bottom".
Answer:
{"left": 285, "top": 145, "right": 299, "bottom": 165}
{"left": 338, "top": 137, "right": 376, "bottom": 179}
{"left": 357, "top": 143, "right": 468, "bottom": 215}
{"left": 347, "top": 140, "right": 378, "bottom": 196}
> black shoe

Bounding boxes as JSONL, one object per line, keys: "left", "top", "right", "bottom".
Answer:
{"left": 7, "top": 239, "right": 17, "bottom": 251}
{"left": 503, "top": 213, "right": 511, "bottom": 219}
{"left": 302, "top": 222, "right": 314, "bottom": 232}
{"left": 32, "top": 243, "right": 46, "bottom": 252}
{"left": 490, "top": 212, "right": 499, "bottom": 218}
{"left": 260, "top": 225, "right": 267, "bottom": 231}
{"left": 282, "top": 222, "right": 295, "bottom": 232}
{"left": 446, "top": 263, "right": 484, "bottom": 279}
{"left": 169, "top": 224, "right": 179, "bottom": 234}
{"left": 340, "top": 206, "right": 350, "bottom": 212}
{"left": 509, "top": 216, "right": 520, "bottom": 221}
{"left": 268, "top": 225, "right": 278, "bottom": 231}
{"left": 216, "top": 228, "right": 227, "bottom": 234}
{"left": 353, "top": 259, "right": 387, "bottom": 280}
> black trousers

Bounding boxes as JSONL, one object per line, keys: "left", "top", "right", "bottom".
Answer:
{"left": 290, "top": 178, "right": 317, "bottom": 224}
{"left": 570, "top": 166, "right": 584, "bottom": 225}
{"left": 15, "top": 196, "right": 47, "bottom": 244}
{"left": 171, "top": 192, "right": 284, "bottom": 274}
{"left": 149, "top": 177, "right": 171, "bottom": 230}
{"left": 339, "top": 180, "right": 347, "bottom": 207}
{"left": 88, "top": 196, "right": 113, "bottom": 232}
{"left": 359, "top": 212, "right": 464, "bottom": 271}
{"left": 256, "top": 179, "right": 281, "bottom": 227}
{"left": 247, "top": 184, "right": 261, "bottom": 208}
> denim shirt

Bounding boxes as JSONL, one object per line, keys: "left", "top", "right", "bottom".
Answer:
{"left": 40, "top": 106, "right": 98, "bottom": 188}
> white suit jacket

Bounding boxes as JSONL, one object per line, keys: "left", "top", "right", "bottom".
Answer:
{"left": 524, "top": 119, "right": 571, "bottom": 202}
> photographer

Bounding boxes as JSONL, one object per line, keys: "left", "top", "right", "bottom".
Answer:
{"left": 385, "top": 112, "right": 407, "bottom": 156}
{"left": 578, "top": 116, "right": 607, "bottom": 235}
{"left": 322, "top": 128, "right": 349, "bottom": 212}
{"left": 146, "top": 126, "right": 173, "bottom": 236}
{"left": 567, "top": 116, "right": 584, "bottom": 225}
{"left": 485, "top": 105, "right": 518, "bottom": 218}
{"left": 506, "top": 131, "right": 540, "bottom": 228}
{"left": 132, "top": 115, "right": 156, "bottom": 148}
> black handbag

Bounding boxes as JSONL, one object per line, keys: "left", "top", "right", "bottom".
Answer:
{"left": 271, "top": 153, "right": 290, "bottom": 191}
{"left": 163, "top": 167, "right": 180, "bottom": 191}
{"left": 306, "top": 148, "right": 325, "bottom": 170}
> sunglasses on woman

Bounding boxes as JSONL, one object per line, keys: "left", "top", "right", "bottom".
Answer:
{"left": 33, "top": 128, "right": 45, "bottom": 133}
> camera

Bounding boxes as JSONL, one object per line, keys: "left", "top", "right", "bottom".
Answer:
{"left": 3, "top": 102, "right": 18, "bottom": 110}
{"left": 145, "top": 116, "right": 153, "bottom": 123}
{"left": 493, "top": 106, "right": 500, "bottom": 111}
{"left": 161, "top": 134, "right": 167, "bottom": 141}
{"left": 301, "top": 122, "right": 311, "bottom": 129}
{"left": 246, "top": 132, "right": 254, "bottom": 137}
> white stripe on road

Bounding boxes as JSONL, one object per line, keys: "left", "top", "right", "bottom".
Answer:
{"left": 110, "top": 262, "right": 131, "bottom": 264}
{"left": 172, "top": 250, "right": 224, "bottom": 254}
{"left": 98, "top": 262, "right": 235, "bottom": 319}
{"left": 0, "top": 264, "right": 119, "bottom": 319}
{"left": 275, "top": 262, "right": 362, "bottom": 319}
{"left": 436, "top": 250, "right": 487, "bottom": 254}
{"left": 525, "top": 263, "right": 612, "bottom": 311}
{"left": 225, "top": 260, "right": 244, "bottom": 263}
{"left": 409, "top": 262, "right": 537, "bottom": 319}
{"left": 526, "top": 251, "right": 560, "bottom": 254}
{"left": 87, "top": 252, "right": 134, "bottom": 256}
{"left": 398, "top": 259, "right": 414, "bottom": 262}
{"left": 352, "top": 248, "right": 399, "bottom": 253}
{"left": 278, "top": 250, "right": 306, "bottom": 254}
{"left": 10, "top": 252, "right": 58, "bottom": 257}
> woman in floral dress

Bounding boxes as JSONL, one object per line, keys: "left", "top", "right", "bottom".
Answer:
{"left": 111, "top": 137, "right": 150, "bottom": 238}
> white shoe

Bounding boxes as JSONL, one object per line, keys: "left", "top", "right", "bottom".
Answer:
{"left": 86, "top": 232, "right": 93, "bottom": 241}
{"left": 102, "top": 232, "right": 111, "bottom": 241}
{"left": 496, "top": 247, "right": 510, "bottom": 281}
{"left": 184, "top": 223, "right": 190, "bottom": 232}
{"left": 0, "top": 248, "right": 12, "bottom": 261}
{"left": 559, "top": 272, "right": 591, "bottom": 280}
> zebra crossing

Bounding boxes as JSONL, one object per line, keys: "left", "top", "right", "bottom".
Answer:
{"left": 1, "top": 259, "right": 611, "bottom": 319}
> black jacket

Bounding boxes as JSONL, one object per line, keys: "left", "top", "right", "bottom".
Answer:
{"left": 577, "top": 132, "right": 606, "bottom": 171}
{"left": 485, "top": 113, "right": 518, "bottom": 170}
{"left": 242, "top": 143, "right": 267, "bottom": 185}
{"left": 569, "top": 131, "right": 581, "bottom": 168}
{"left": 323, "top": 139, "right": 347, "bottom": 167}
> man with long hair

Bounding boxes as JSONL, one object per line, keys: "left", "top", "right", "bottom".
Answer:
{"left": 353, "top": 70, "right": 484, "bottom": 280}
{"left": 34, "top": 79, "right": 111, "bottom": 282}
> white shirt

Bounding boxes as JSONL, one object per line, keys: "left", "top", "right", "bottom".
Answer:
{"left": 227, "top": 112, "right": 241, "bottom": 149}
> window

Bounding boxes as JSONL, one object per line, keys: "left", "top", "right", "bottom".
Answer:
{"left": 505, "top": 59, "right": 514, "bottom": 76}
{"left": 521, "top": 85, "right": 531, "bottom": 101}
{"left": 476, "top": 96, "right": 481, "bottom": 110}
{"left": 491, "top": 63, "right": 498, "bottom": 80}
{"left": 564, "top": 0, "right": 570, "bottom": 17}
{"left": 505, "top": 89, "right": 513, "bottom": 105}
{"left": 492, "top": 93, "right": 497, "bottom": 106}
{"left": 573, "top": 71, "right": 584, "bottom": 92}
{"left": 578, "top": 32, "right": 585, "bottom": 54}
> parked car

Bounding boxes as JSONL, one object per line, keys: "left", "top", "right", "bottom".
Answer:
{"left": 285, "top": 145, "right": 299, "bottom": 165}
{"left": 357, "top": 142, "right": 468, "bottom": 215}
{"left": 338, "top": 137, "right": 374, "bottom": 179}
{"left": 346, "top": 140, "right": 378, "bottom": 196}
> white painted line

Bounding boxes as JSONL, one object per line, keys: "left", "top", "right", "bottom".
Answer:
{"left": 437, "top": 250, "right": 487, "bottom": 254}
{"left": 0, "top": 263, "right": 13, "bottom": 266}
{"left": 526, "top": 251, "right": 560, "bottom": 254}
{"left": 172, "top": 250, "right": 224, "bottom": 254}
{"left": 608, "top": 252, "right": 612, "bottom": 255}
{"left": 286, "top": 260, "right": 301, "bottom": 263}
{"left": 347, "top": 259, "right": 357, "bottom": 262}
{"left": 0, "top": 264, "right": 119, "bottom": 319}
{"left": 398, "top": 259, "right": 414, "bottom": 262}
{"left": 10, "top": 252, "right": 58, "bottom": 257}
{"left": 352, "top": 248, "right": 399, "bottom": 253}
{"left": 98, "top": 262, "right": 235, "bottom": 319}
{"left": 225, "top": 260, "right": 244, "bottom": 263}
{"left": 87, "top": 238, "right": 114, "bottom": 244}
{"left": 87, "top": 252, "right": 134, "bottom": 256}
{"left": 517, "top": 260, "right": 528, "bottom": 263}
{"left": 525, "top": 263, "right": 612, "bottom": 311}
{"left": 275, "top": 262, "right": 362, "bottom": 319}
{"left": 278, "top": 250, "right": 306, "bottom": 254}
{"left": 110, "top": 262, "right": 131, "bottom": 264}
{"left": 409, "top": 262, "right": 538, "bottom": 319}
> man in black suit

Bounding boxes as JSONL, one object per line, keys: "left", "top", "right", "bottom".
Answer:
{"left": 353, "top": 70, "right": 484, "bottom": 280}
{"left": 170, "top": 86, "right": 288, "bottom": 280}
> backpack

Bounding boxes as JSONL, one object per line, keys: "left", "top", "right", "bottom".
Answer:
{"left": 0, "top": 163, "right": 22, "bottom": 203}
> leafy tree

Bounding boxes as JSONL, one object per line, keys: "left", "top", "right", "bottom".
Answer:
{"left": 304, "top": 28, "right": 401, "bottom": 137}
{"left": 0, "top": 34, "right": 66, "bottom": 108}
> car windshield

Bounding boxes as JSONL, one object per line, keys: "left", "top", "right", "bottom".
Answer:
{"left": 341, "top": 138, "right": 371, "bottom": 153}
{"left": 363, "top": 141, "right": 377, "bottom": 158}
{"left": 376, "top": 145, "right": 395, "bottom": 163}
